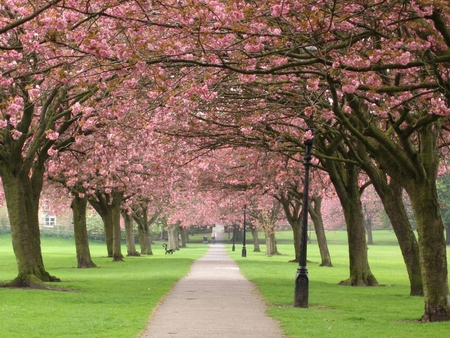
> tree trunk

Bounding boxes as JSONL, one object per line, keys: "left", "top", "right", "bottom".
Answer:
{"left": 180, "top": 226, "right": 187, "bottom": 248}
{"left": 377, "top": 179, "right": 423, "bottom": 296}
{"left": 446, "top": 224, "right": 450, "bottom": 246}
{"left": 101, "top": 212, "right": 114, "bottom": 257}
{"left": 358, "top": 142, "right": 423, "bottom": 296}
{"left": 133, "top": 204, "right": 159, "bottom": 255}
{"left": 71, "top": 195, "right": 97, "bottom": 268}
{"left": 1, "top": 172, "right": 60, "bottom": 287}
{"left": 122, "top": 212, "right": 139, "bottom": 257}
{"left": 168, "top": 224, "right": 180, "bottom": 251}
{"left": 290, "top": 218, "right": 301, "bottom": 262}
{"left": 325, "top": 158, "right": 378, "bottom": 286}
{"left": 370, "top": 122, "right": 448, "bottom": 318}
{"left": 365, "top": 218, "right": 373, "bottom": 245}
{"left": 309, "top": 195, "right": 333, "bottom": 267}
{"left": 137, "top": 224, "right": 153, "bottom": 255}
{"left": 89, "top": 192, "right": 124, "bottom": 261}
{"left": 251, "top": 227, "right": 261, "bottom": 252}
{"left": 407, "top": 180, "right": 449, "bottom": 321}
{"left": 279, "top": 195, "right": 302, "bottom": 262}
{"left": 111, "top": 192, "right": 124, "bottom": 262}
{"left": 89, "top": 196, "right": 113, "bottom": 257}
{"left": 264, "top": 231, "right": 279, "bottom": 256}
{"left": 339, "top": 194, "right": 378, "bottom": 286}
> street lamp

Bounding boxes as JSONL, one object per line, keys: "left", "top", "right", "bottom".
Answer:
{"left": 294, "top": 119, "right": 314, "bottom": 308}
{"left": 232, "top": 224, "right": 236, "bottom": 251}
{"left": 242, "top": 204, "right": 247, "bottom": 257}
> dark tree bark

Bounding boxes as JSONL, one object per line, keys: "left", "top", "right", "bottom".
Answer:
{"left": 264, "top": 231, "right": 280, "bottom": 256}
{"left": 446, "top": 225, "right": 450, "bottom": 246}
{"left": 278, "top": 189, "right": 302, "bottom": 262}
{"left": 180, "top": 226, "right": 188, "bottom": 248}
{"left": 122, "top": 211, "right": 139, "bottom": 257}
{"left": 168, "top": 223, "right": 180, "bottom": 251}
{"left": 89, "top": 191, "right": 124, "bottom": 261}
{"left": 71, "top": 195, "right": 97, "bottom": 268}
{"left": 365, "top": 217, "right": 374, "bottom": 245}
{"left": 361, "top": 155, "right": 423, "bottom": 296}
{"left": 251, "top": 227, "right": 261, "bottom": 252}
{"left": 321, "top": 151, "right": 378, "bottom": 286}
{"left": 132, "top": 203, "right": 159, "bottom": 255}
{"left": 110, "top": 192, "right": 124, "bottom": 262}
{"left": 308, "top": 195, "right": 333, "bottom": 267}
{"left": 339, "top": 90, "right": 449, "bottom": 320}
{"left": 1, "top": 171, "right": 60, "bottom": 287}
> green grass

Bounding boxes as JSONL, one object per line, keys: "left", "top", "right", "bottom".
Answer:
{"left": 0, "top": 234, "right": 208, "bottom": 338}
{"left": 228, "top": 230, "right": 450, "bottom": 338}
{"left": 1, "top": 230, "right": 449, "bottom": 337}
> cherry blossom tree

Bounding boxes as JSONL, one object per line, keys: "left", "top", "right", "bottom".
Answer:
{"left": 136, "top": 0, "right": 448, "bottom": 320}
{"left": 0, "top": 0, "right": 175, "bottom": 284}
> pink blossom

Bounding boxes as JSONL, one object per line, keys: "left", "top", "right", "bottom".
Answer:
{"left": 8, "top": 117, "right": 19, "bottom": 127}
{"left": 244, "top": 43, "right": 264, "bottom": 53}
{"left": 28, "top": 87, "right": 41, "bottom": 101}
{"left": 45, "top": 130, "right": 60, "bottom": 140}
{"left": 271, "top": 4, "right": 282, "bottom": 17}
{"left": 11, "top": 130, "right": 22, "bottom": 140}
{"left": 240, "top": 126, "right": 253, "bottom": 136}
{"left": 397, "top": 52, "right": 411, "bottom": 66}
{"left": 304, "top": 129, "right": 314, "bottom": 142}
{"left": 0, "top": 76, "right": 13, "bottom": 87}
{"left": 47, "top": 148, "right": 58, "bottom": 156}
{"left": 342, "top": 79, "right": 360, "bottom": 93}
{"left": 71, "top": 102, "right": 82, "bottom": 114}
{"left": 0, "top": 120, "right": 7, "bottom": 128}
{"left": 430, "top": 98, "right": 450, "bottom": 115}
{"left": 306, "top": 78, "right": 320, "bottom": 91}
{"left": 305, "top": 106, "right": 315, "bottom": 116}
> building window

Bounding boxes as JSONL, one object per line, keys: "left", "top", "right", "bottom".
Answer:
{"left": 42, "top": 214, "right": 56, "bottom": 227}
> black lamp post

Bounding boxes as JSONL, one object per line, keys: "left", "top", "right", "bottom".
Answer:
{"left": 232, "top": 224, "right": 236, "bottom": 252}
{"left": 242, "top": 204, "right": 247, "bottom": 257}
{"left": 294, "top": 121, "right": 314, "bottom": 308}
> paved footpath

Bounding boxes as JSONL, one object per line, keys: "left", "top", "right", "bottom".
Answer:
{"left": 138, "top": 244, "right": 286, "bottom": 338}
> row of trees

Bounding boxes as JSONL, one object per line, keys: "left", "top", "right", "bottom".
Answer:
{"left": 1, "top": 0, "right": 449, "bottom": 321}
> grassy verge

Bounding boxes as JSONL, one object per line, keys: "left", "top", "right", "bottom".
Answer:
{"left": 227, "top": 230, "right": 450, "bottom": 338}
{"left": 1, "top": 231, "right": 449, "bottom": 337}
{"left": 0, "top": 234, "right": 208, "bottom": 338}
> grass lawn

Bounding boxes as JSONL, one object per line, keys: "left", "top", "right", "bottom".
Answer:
{"left": 228, "top": 230, "right": 450, "bottom": 338}
{"left": 1, "top": 230, "right": 449, "bottom": 337}
{"left": 0, "top": 234, "right": 208, "bottom": 338}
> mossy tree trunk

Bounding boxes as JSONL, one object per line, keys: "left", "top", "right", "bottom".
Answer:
{"left": 264, "top": 231, "right": 279, "bottom": 256}
{"left": 132, "top": 203, "right": 158, "bottom": 255}
{"left": 396, "top": 124, "right": 448, "bottom": 321}
{"left": 1, "top": 170, "right": 60, "bottom": 287}
{"left": 358, "top": 143, "right": 423, "bottom": 295}
{"left": 168, "top": 222, "right": 180, "bottom": 251}
{"left": 277, "top": 189, "right": 302, "bottom": 262}
{"left": 71, "top": 195, "right": 97, "bottom": 268}
{"left": 248, "top": 203, "right": 280, "bottom": 255}
{"left": 111, "top": 192, "right": 124, "bottom": 262}
{"left": 89, "top": 193, "right": 113, "bottom": 257}
{"left": 180, "top": 227, "right": 188, "bottom": 248}
{"left": 89, "top": 191, "right": 124, "bottom": 261}
{"left": 322, "top": 151, "right": 378, "bottom": 286}
{"left": 122, "top": 211, "right": 139, "bottom": 257}
{"left": 251, "top": 227, "right": 261, "bottom": 252}
{"left": 339, "top": 91, "right": 449, "bottom": 320}
{"left": 308, "top": 195, "right": 333, "bottom": 267}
